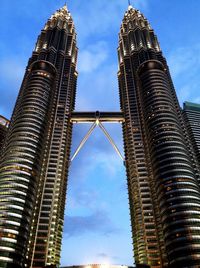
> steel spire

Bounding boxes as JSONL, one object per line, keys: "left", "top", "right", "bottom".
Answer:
{"left": 128, "top": 0, "right": 134, "bottom": 10}
{"left": 63, "top": 2, "right": 68, "bottom": 10}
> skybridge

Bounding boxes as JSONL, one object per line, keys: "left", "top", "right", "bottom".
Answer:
{"left": 70, "top": 111, "right": 125, "bottom": 162}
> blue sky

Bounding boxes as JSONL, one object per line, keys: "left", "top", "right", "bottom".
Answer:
{"left": 1, "top": 0, "right": 200, "bottom": 266}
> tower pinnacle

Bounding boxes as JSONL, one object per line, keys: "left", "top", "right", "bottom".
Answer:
{"left": 128, "top": 0, "right": 132, "bottom": 8}
{"left": 63, "top": 2, "right": 68, "bottom": 10}
{"left": 45, "top": 3, "right": 72, "bottom": 31}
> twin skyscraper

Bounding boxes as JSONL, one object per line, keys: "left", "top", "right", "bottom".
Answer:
{"left": 0, "top": 4, "right": 200, "bottom": 268}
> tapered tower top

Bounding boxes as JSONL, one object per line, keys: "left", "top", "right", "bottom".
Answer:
{"left": 44, "top": 4, "right": 75, "bottom": 32}
{"left": 34, "top": 3, "right": 77, "bottom": 54}
{"left": 50, "top": 4, "right": 71, "bottom": 21}
{"left": 128, "top": 0, "right": 135, "bottom": 11}
{"left": 118, "top": 4, "right": 160, "bottom": 60}
{"left": 123, "top": 5, "right": 151, "bottom": 29}
{"left": 128, "top": 5, "right": 134, "bottom": 10}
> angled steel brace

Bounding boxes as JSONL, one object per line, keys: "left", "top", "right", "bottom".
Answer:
{"left": 70, "top": 119, "right": 124, "bottom": 163}
{"left": 71, "top": 122, "right": 97, "bottom": 162}
{"left": 98, "top": 121, "right": 124, "bottom": 162}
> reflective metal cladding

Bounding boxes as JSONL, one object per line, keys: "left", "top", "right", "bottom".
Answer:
{"left": 118, "top": 5, "right": 200, "bottom": 268}
{"left": 0, "top": 116, "right": 9, "bottom": 154}
{"left": 0, "top": 5, "right": 77, "bottom": 268}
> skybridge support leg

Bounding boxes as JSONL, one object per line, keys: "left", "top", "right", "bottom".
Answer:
{"left": 71, "top": 122, "right": 97, "bottom": 162}
{"left": 98, "top": 121, "right": 124, "bottom": 162}
{"left": 70, "top": 113, "right": 125, "bottom": 163}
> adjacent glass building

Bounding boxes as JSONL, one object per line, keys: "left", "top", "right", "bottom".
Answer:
{"left": 118, "top": 5, "right": 200, "bottom": 268}
{"left": 183, "top": 102, "right": 200, "bottom": 167}
{"left": 0, "top": 5, "right": 77, "bottom": 268}
{"left": 0, "top": 116, "right": 9, "bottom": 153}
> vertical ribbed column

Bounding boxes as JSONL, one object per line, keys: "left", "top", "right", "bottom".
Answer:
{"left": 118, "top": 59, "right": 165, "bottom": 267}
{"left": 118, "top": 6, "right": 168, "bottom": 267}
{"left": 26, "top": 5, "right": 78, "bottom": 268}
{"left": 183, "top": 102, "right": 200, "bottom": 168}
{"left": 138, "top": 60, "right": 200, "bottom": 267}
{"left": 0, "top": 61, "right": 56, "bottom": 268}
{"left": 0, "top": 116, "right": 9, "bottom": 155}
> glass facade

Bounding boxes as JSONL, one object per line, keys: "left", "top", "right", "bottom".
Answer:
{"left": 0, "top": 5, "right": 77, "bottom": 268}
{"left": 0, "top": 116, "right": 9, "bottom": 154}
{"left": 118, "top": 6, "right": 200, "bottom": 268}
{"left": 183, "top": 102, "right": 200, "bottom": 169}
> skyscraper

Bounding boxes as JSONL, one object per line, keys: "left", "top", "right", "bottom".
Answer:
{"left": 0, "top": 115, "right": 9, "bottom": 153}
{"left": 0, "top": 5, "right": 77, "bottom": 268}
{"left": 118, "top": 5, "right": 200, "bottom": 268}
{"left": 183, "top": 102, "right": 200, "bottom": 167}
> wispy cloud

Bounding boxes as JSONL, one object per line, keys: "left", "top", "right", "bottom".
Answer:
{"left": 67, "top": 188, "right": 100, "bottom": 210}
{"left": 0, "top": 58, "right": 25, "bottom": 83}
{"left": 64, "top": 210, "right": 120, "bottom": 237}
{"left": 0, "top": 58, "right": 26, "bottom": 118}
{"left": 96, "top": 253, "right": 119, "bottom": 263}
{"left": 76, "top": 63, "right": 120, "bottom": 111}
{"left": 68, "top": 153, "right": 123, "bottom": 197}
{"left": 167, "top": 44, "right": 200, "bottom": 104}
{"left": 168, "top": 45, "right": 200, "bottom": 78}
{"left": 97, "top": 252, "right": 119, "bottom": 260}
{"left": 78, "top": 41, "right": 109, "bottom": 73}
{"left": 194, "top": 97, "right": 200, "bottom": 103}
{"left": 97, "top": 253, "right": 108, "bottom": 258}
{"left": 73, "top": 0, "right": 148, "bottom": 42}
